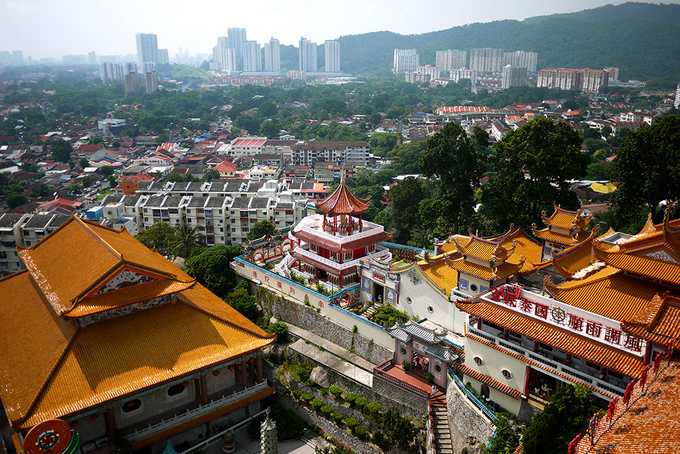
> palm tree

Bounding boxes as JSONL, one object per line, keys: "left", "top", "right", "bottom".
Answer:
{"left": 172, "top": 222, "right": 200, "bottom": 259}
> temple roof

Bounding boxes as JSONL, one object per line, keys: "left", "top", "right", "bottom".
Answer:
{"left": 574, "top": 360, "right": 680, "bottom": 454}
{"left": 456, "top": 298, "right": 645, "bottom": 377}
{"left": 316, "top": 182, "right": 369, "bottom": 215}
{"left": 622, "top": 294, "right": 680, "bottom": 348}
{"left": 17, "top": 217, "right": 193, "bottom": 315}
{"left": 592, "top": 211, "right": 680, "bottom": 286}
{"left": 0, "top": 217, "right": 273, "bottom": 428}
{"left": 532, "top": 205, "right": 592, "bottom": 246}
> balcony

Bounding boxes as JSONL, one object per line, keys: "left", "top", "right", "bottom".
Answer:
{"left": 468, "top": 325, "right": 626, "bottom": 397}
{"left": 124, "top": 380, "right": 269, "bottom": 443}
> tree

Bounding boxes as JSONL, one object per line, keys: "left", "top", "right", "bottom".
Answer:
{"left": 610, "top": 114, "right": 680, "bottom": 231}
{"left": 389, "top": 177, "right": 427, "bottom": 244}
{"left": 79, "top": 158, "right": 89, "bottom": 168}
{"left": 247, "top": 220, "right": 276, "bottom": 241}
{"left": 202, "top": 168, "right": 219, "bottom": 181}
{"left": 172, "top": 222, "right": 200, "bottom": 258}
{"left": 99, "top": 165, "right": 114, "bottom": 176}
{"left": 225, "top": 284, "right": 259, "bottom": 321}
{"left": 137, "top": 222, "right": 177, "bottom": 257}
{"left": 421, "top": 123, "right": 484, "bottom": 233}
{"left": 7, "top": 193, "right": 28, "bottom": 209}
{"left": 485, "top": 413, "right": 520, "bottom": 454}
{"left": 479, "top": 117, "right": 587, "bottom": 232}
{"left": 185, "top": 244, "right": 242, "bottom": 297}
{"left": 51, "top": 139, "right": 72, "bottom": 163}
{"left": 521, "top": 385, "right": 599, "bottom": 454}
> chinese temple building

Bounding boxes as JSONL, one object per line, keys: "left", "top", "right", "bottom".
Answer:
{"left": 455, "top": 211, "right": 680, "bottom": 419}
{"left": 532, "top": 205, "right": 592, "bottom": 261}
{"left": 0, "top": 217, "right": 274, "bottom": 452}
{"left": 289, "top": 179, "right": 388, "bottom": 289}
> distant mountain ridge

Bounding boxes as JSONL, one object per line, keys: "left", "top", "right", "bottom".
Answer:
{"left": 284, "top": 3, "right": 680, "bottom": 80}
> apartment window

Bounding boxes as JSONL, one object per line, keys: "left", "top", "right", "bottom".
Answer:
{"left": 121, "top": 398, "right": 143, "bottom": 415}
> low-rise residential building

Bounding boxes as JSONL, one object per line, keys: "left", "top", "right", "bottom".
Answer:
{"left": 291, "top": 141, "right": 369, "bottom": 167}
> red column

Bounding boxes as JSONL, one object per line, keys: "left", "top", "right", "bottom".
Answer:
{"left": 524, "top": 366, "right": 531, "bottom": 396}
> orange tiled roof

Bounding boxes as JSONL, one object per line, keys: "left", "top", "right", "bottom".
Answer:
{"left": 544, "top": 266, "right": 660, "bottom": 322}
{"left": 574, "top": 360, "right": 680, "bottom": 454}
{"left": 17, "top": 217, "right": 193, "bottom": 315}
{"left": 551, "top": 233, "right": 596, "bottom": 277}
{"left": 622, "top": 294, "right": 680, "bottom": 348}
{"left": 533, "top": 205, "right": 592, "bottom": 246}
{"left": 456, "top": 299, "right": 645, "bottom": 377}
{"left": 419, "top": 258, "right": 460, "bottom": 296}
{"left": 0, "top": 216, "right": 274, "bottom": 428}
{"left": 316, "top": 182, "right": 369, "bottom": 215}
{"left": 457, "top": 363, "right": 522, "bottom": 399}
{"left": 447, "top": 256, "right": 524, "bottom": 281}
{"left": 592, "top": 215, "right": 680, "bottom": 286}
{"left": 63, "top": 278, "right": 196, "bottom": 318}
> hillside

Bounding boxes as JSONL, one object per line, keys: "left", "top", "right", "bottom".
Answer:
{"left": 320, "top": 3, "right": 680, "bottom": 80}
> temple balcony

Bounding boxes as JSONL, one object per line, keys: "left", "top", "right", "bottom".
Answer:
{"left": 124, "top": 380, "right": 270, "bottom": 444}
{"left": 293, "top": 214, "right": 386, "bottom": 244}
{"left": 468, "top": 322, "right": 629, "bottom": 398}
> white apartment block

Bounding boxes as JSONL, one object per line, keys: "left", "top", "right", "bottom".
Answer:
{"left": 299, "top": 37, "right": 318, "bottom": 73}
{"left": 393, "top": 49, "right": 419, "bottom": 73}
{"left": 224, "top": 137, "right": 267, "bottom": 157}
{"left": 291, "top": 141, "right": 370, "bottom": 167}
{"left": 0, "top": 213, "right": 69, "bottom": 275}
{"left": 102, "top": 179, "right": 307, "bottom": 246}
{"left": 675, "top": 82, "right": 680, "bottom": 109}
{"left": 450, "top": 68, "right": 476, "bottom": 83}
{"left": 503, "top": 50, "right": 538, "bottom": 73}
{"left": 501, "top": 65, "right": 528, "bottom": 89}
{"left": 435, "top": 49, "right": 467, "bottom": 72}
{"left": 263, "top": 38, "right": 281, "bottom": 73}
{"left": 469, "top": 48, "right": 505, "bottom": 73}
{"left": 136, "top": 33, "right": 158, "bottom": 71}
{"left": 324, "top": 40, "right": 341, "bottom": 73}
{"left": 405, "top": 65, "right": 441, "bottom": 83}
{"left": 537, "top": 67, "right": 609, "bottom": 93}
{"left": 243, "top": 40, "right": 261, "bottom": 72}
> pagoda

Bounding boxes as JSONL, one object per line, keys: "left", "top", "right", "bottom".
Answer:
{"left": 532, "top": 205, "right": 592, "bottom": 261}
{"left": 290, "top": 177, "right": 388, "bottom": 289}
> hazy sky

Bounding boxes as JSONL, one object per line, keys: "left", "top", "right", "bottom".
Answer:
{"left": 1, "top": 0, "right": 676, "bottom": 58}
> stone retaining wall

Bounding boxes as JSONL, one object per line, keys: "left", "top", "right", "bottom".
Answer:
{"left": 275, "top": 387, "right": 383, "bottom": 454}
{"left": 258, "top": 288, "right": 392, "bottom": 365}
{"left": 446, "top": 378, "right": 495, "bottom": 454}
{"left": 286, "top": 348, "right": 425, "bottom": 419}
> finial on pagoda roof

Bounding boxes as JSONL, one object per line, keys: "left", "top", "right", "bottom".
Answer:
{"left": 316, "top": 174, "right": 369, "bottom": 216}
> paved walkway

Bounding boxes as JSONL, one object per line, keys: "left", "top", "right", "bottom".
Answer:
{"left": 286, "top": 324, "right": 377, "bottom": 372}
{"left": 286, "top": 323, "right": 376, "bottom": 388}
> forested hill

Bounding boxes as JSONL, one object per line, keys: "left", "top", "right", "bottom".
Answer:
{"left": 315, "top": 2, "right": 680, "bottom": 81}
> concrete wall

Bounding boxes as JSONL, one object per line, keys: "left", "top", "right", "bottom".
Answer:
{"left": 258, "top": 287, "right": 392, "bottom": 365}
{"left": 114, "top": 378, "right": 197, "bottom": 428}
{"left": 372, "top": 374, "right": 428, "bottom": 415}
{"left": 446, "top": 378, "right": 495, "bottom": 454}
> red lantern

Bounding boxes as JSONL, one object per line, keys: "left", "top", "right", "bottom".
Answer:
{"left": 567, "top": 433, "right": 582, "bottom": 454}
{"left": 607, "top": 396, "right": 618, "bottom": 421}
{"left": 622, "top": 379, "right": 636, "bottom": 405}
{"left": 639, "top": 365, "right": 649, "bottom": 389}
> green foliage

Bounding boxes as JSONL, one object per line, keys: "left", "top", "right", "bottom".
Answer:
{"left": 136, "top": 222, "right": 178, "bottom": 257}
{"left": 331, "top": 411, "right": 344, "bottom": 424}
{"left": 372, "top": 408, "right": 418, "bottom": 451}
{"left": 422, "top": 123, "right": 483, "bottom": 233}
{"left": 610, "top": 114, "right": 680, "bottom": 231}
{"left": 7, "top": 193, "right": 28, "bottom": 209}
{"left": 202, "top": 168, "right": 220, "bottom": 181}
{"left": 364, "top": 401, "right": 382, "bottom": 416}
{"left": 50, "top": 139, "right": 72, "bottom": 163}
{"left": 424, "top": 372, "right": 434, "bottom": 384}
{"left": 328, "top": 385, "right": 343, "bottom": 397}
{"left": 485, "top": 413, "right": 520, "bottom": 454}
{"left": 247, "top": 220, "right": 276, "bottom": 241}
{"left": 479, "top": 117, "right": 587, "bottom": 232}
{"left": 353, "top": 396, "right": 368, "bottom": 410}
{"left": 521, "top": 385, "right": 599, "bottom": 454}
{"left": 342, "top": 417, "right": 359, "bottom": 429}
{"left": 311, "top": 397, "right": 324, "bottom": 410}
{"left": 271, "top": 400, "right": 307, "bottom": 440}
{"left": 99, "top": 165, "right": 114, "bottom": 176}
{"left": 288, "top": 362, "right": 313, "bottom": 383}
{"left": 269, "top": 321, "right": 289, "bottom": 344}
{"left": 389, "top": 177, "right": 430, "bottom": 244}
{"left": 172, "top": 222, "right": 200, "bottom": 258}
{"left": 185, "top": 244, "right": 241, "bottom": 297}
{"left": 224, "top": 284, "right": 259, "bottom": 321}
{"left": 300, "top": 392, "right": 314, "bottom": 402}
{"left": 320, "top": 404, "right": 333, "bottom": 415}
{"left": 342, "top": 392, "right": 358, "bottom": 405}
{"left": 370, "top": 304, "right": 409, "bottom": 328}
{"left": 354, "top": 424, "right": 369, "bottom": 440}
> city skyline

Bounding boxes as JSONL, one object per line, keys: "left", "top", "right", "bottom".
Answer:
{"left": 0, "top": 0, "right": 675, "bottom": 58}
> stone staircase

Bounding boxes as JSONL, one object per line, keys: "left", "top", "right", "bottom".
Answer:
{"left": 429, "top": 390, "right": 454, "bottom": 454}
{"left": 363, "top": 303, "right": 385, "bottom": 319}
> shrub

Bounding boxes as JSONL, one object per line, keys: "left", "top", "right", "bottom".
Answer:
{"left": 329, "top": 385, "right": 343, "bottom": 397}
{"left": 270, "top": 321, "right": 289, "bottom": 344}
{"left": 288, "top": 362, "right": 312, "bottom": 383}
{"left": 321, "top": 404, "right": 333, "bottom": 415}
{"left": 403, "top": 360, "right": 411, "bottom": 371}
{"left": 354, "top": 396, "right": 368, "bottom": 410}
{"left": 311, "top": 398, "right": 324, "bottom": 410}
{"left": 354, "top": 424, "right": 369, "bottom": 440}
{"left": 332, "top": 411, "right": 344, "bottom": 424}
{"left": 301, "top": 392, "right": 314, "bottom": 402}
{"left": 292, "top": 389, "right": 304, "bottom": 400}
{"left": 365, "top": 401, "right": 382, "bottom": 416}
{"left": 370, "top": 304, "right": 409, "bottom": 328}
{"left": 424, "top": 372, "right": 434, "bottom": 384}
{"left": 342, "top": 417, "right": 359, "bottom": 429}
{"left": 342, "top": 392, "right": 358, "bottom": 405}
